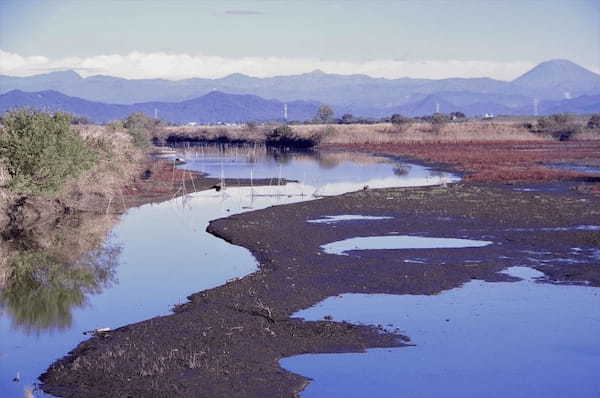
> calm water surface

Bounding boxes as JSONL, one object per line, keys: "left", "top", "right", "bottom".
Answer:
{"left": 282, "top": 267, "right": 600, "bottom": 398}
{"left": 0, "top": 147, "right": 452, "bottom": 397}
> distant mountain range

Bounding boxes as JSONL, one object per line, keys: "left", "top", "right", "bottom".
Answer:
{"left": 0, "top": 59, "right": 599, "bottom": 123}
{"left": 0, "top": 90, "right": 319, "bottom": 123}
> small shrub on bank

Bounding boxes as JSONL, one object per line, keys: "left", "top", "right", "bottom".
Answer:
{"left": 390, "top": 114, "right": 413, "bottom": 133}
{"left": 428, "top": 113, "right": 450, "bottom": 134}
{"left": 587, "top": 114, "right": 600, "bottom": 130}
{"left": 0, "top": 110, "right": 96, "bottom": 196}
{"left": 70, "top": 115, "right": 92, "bottom": 125}
{"left": 529, "top": 113, "right": 581, "bottom": 141}
{"left": 313, "top": 105, "right": 335, "bottom": 124}
{"left": 123, "top": 112, "right": 163, "bottom": 148}
{"left": 265, "top": 125, "right": 322, "bottom": 149}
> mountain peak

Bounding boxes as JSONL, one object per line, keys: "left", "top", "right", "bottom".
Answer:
{"left": 40, "top": 70, "right": 81, "bottom": 80}
{"left": 220, "top": 72, "right": 253, "bottom": 81}
{"left": 513, "top": 59, "right": 600, "bottom": 89}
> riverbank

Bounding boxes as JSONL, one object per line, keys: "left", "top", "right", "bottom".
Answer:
{"left": 156, "top": 120, "right": 548, "bottom": 146}
{"left": 40, "top": 150, "right": 600, "bottom": 397}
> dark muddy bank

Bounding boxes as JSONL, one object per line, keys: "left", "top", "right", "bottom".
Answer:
{"left": 40, "top": 181, "right": 600, "bottom": 397}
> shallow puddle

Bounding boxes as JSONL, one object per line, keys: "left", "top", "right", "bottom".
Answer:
{"left": 321, "top": 235, "right": 492, "bottom": 255}
{"left": 308, "top": 215, "right": 394, "bottom": 224}
{"left": 547, "top": 163, "right": 600, "bottom": 175}
{"left": 0, "top": 147, "right": 452, "bottom": 396}
{"left": 282, "top": 267, "right": 600, "bottom": 398}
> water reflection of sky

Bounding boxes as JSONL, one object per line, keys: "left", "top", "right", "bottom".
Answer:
{"left": 321, "top": 235, "right": 492, "bottom": 255}
{"left": 282, "top": 267, "right": 600, "bottom": 398}
{"left": 1, "top": 148, "right": 452, "bottom": 397}
{"left": 179, "top": 148, "right": 457, "bottom": 195}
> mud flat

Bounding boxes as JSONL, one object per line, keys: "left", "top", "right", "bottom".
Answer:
{"left": 40, "top": 178, "right": 600, "bottom": 397}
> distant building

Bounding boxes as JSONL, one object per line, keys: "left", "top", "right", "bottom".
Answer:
{"left": 483, "top": 113, "right": 495, "bottom": 120}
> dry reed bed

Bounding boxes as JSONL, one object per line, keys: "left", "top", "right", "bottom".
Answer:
{"left": 161, "top": 121, "right": 548, "bottom": 146}
{"left": 63, "top": 125, "right": 145, "bottom": 211}
{"left": 161, "top": 125, "right": 267, "bottom": 143}
{"left": 301, "top": 121, "right": 548, "bottom": 145}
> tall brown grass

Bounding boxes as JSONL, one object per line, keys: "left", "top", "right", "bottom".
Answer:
{"left": 160, "top": 121, "right": 562, "bottom": 146}
{"left": 62, "top": 125, "right": 145, "bottom": 211}
{"left": 303, "top": 121, "right": 550, "bottom": 144}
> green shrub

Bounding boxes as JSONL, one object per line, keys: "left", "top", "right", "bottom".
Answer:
{"left": 0, "top": 109, "right": 96, "bottom": 195}
{"left": 123, "top": 112, "right": 162, "bottom": 148}
{"left": 314, "top": 105, "right": 335, "bottom": 124}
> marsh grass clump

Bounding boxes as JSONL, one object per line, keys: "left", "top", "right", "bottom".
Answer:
{"left": 390, "top": 114, "right": 414, "bottom": 133}
{"left": 587, "top": 113, "right": 600, "bottom": 130}
{"left": 428, "top": 113, "right": 451, "bottom": 135}
{"left": 0, "top": 110, "right": 97, "bottom": 196}
{"left": 528, "top": 113, "right": 582, "bottom": 141}
{"left": 265, "top": 124, "right": 322, "bottom": 149}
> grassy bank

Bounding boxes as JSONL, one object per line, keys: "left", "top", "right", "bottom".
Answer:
{"left": 0, "top": 112, "right": 145, "bottom": 226}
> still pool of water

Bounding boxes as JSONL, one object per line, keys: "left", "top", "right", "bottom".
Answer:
{"left": 0, "top": 147, "right": 452, "bottom": 396}
{"left": 308, "top": 215, "right": 394, "bottom": 224}
{"left": 282, "top": 267, "right": 600, "bottom": 398}
{"left": 321, "top": 236, "right": 492, "bottom": 255}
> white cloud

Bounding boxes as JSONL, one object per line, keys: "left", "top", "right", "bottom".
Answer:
{"left": 0, "top": 49, "right": 545, "bottom": 81}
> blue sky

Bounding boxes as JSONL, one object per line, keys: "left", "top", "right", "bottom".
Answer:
{"left": 0, "top": 0, "right": 598, "bottom": 79}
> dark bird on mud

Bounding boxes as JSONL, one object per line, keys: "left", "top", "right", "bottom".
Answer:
{"left": 141, "top": 169, "right": 153, "bottom": 180}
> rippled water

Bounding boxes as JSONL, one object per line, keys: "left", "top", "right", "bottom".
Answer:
{"left": 0, "top": 146, "right": 451, "bottom": 397}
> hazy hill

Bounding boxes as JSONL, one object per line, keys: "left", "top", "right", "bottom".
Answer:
{"left": 0, "top": 90, "right": 319, "bottom": 123}
{"left": 3, "top": 60, "right": 599, "bottom": 111}
{"left": 130, "top": 91, "right": 319, "bottom": 123}
{"left": 2, "top": 87, "right": 598, "bottom": 124}
{"left": 0, "top": 89, "right": 130, "bottom": 121}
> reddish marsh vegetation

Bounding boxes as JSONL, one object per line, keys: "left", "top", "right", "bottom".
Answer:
{"left": 333, "top": 141, "right": 600, "bottom": 186}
